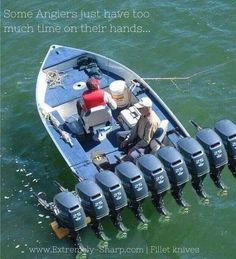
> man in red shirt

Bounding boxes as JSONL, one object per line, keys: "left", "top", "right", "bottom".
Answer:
{"left": 77, "top": 78, "right": 117, "bottom": 114}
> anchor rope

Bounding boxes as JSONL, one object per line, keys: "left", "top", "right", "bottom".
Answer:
{"left": 143, "top": 59, "right": 235, "bottom": 81}
{"left": 46, "top": 70, "right": 67, "bottom": 88}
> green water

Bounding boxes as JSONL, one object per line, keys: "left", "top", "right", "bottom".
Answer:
{"left": 1, "top": 1, "right": 236, "bottom": 258}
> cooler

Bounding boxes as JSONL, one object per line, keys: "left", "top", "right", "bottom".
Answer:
{"left": 118, "top": 106, "right": 141, "bottom": 130}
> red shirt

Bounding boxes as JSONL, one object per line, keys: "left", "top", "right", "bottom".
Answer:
{"left": 82, "top": 89, "right": 105, "bottom": 110}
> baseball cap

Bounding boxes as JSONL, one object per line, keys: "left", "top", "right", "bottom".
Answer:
{"left": 134, "top": 97, "right": 152, "bottom": 109}
{"left": 86, "top": 78, "right": 100, "bottom": 90}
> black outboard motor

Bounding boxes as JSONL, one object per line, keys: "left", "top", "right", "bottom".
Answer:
{"left": 214, "top": 119, "right": 236, "bottom": 177}
{"left": 33, "top": 190, "right": 87, "bottom": 252}
{"left": 95, "top": 171, "right": 128, "bottom": 232}
{"left": 115, "top": 161, "right": 149, "bottom": 223}
{"left": 190, "top": 120, "right": 228, "bottom": 189}
{"left": 177, "top": 137, "right": 210, "bottom": 198}
{"left": 75, "top": 180, "right": 110, "bottom": 240}
{"left": 53, "top": 191, "right": 87, "bottom": 233}
{"left": 156, "top": 146, "right": 190, "bottom": 207}
{"left": 136, "top": 154, "right": 171, "bottom": 215}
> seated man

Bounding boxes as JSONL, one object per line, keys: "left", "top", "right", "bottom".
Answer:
{"left": 77, "top": 78, "right": 117, "bottom": 114}
{"left": 117, "top": 97, "right": 160, "bottom": 160}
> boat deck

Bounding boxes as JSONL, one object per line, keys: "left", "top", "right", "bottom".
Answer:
{"left": 42, "top": 50, "right": 183, "bottom": 180}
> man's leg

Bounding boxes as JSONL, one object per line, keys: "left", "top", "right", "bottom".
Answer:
{"left": 116, "top": 130, "right": 130, "bottom": 148}
{"left": 76, "top": 100, "right": 82, "bottom": 115}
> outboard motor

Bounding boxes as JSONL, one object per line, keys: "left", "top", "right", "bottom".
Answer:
{"left": 115, "top": 161, "right": 149, "bottom": 223}
{"left": 136, "top": 154, "right": 171, "bottom": 215}
{"left": 53, "top": 191, "right": 87, "bottom": 233}
{"left": 95, "top": 171, "right": 128, "bottom": 232}
{"left": 156, "top": 146, "right": 190, "bottom": 207}
{"left": 214, "top": 119, "right": 236, "bottom": 177}
{"left": 190, "top": 120, "right": 228, "bottom": 189}
{"left": 177, "top": 137, "right": 210, "bottom": 198}
{"left": 33, "top": 190, "right": 87, "bottom": 252}
{"left": 75, "top": 180, "right": 110, "bottom": 240}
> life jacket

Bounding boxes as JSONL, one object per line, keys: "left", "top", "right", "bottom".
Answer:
{"left": 82, "top": 89, "right": 105, "bottom": 110}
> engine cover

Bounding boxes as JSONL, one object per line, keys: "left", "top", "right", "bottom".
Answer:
{"left": 75, "top": 180, "right": 109, "bottom": 220}
{"left": 54, "top": 191, "right": 87, "bottom": 232}
{"left": 115, "top": 161, "right": 148, "bottom": 202}
{"left": 156, "top": 146, "right": 190, "bottom": 186}
{"left": 214, "top": 119, "right": 236, "bottom": 160}
{"left": 177, "top": 137, "right": 210, "bottom": 177}
{"left": 136, "top": 154, "right": 170, "bottom": 194}
{"left": 95, "top": 170, "right": 127, "bottom": 211}
{"left": 196, "top": 128, "right": 228, "bottom": 168}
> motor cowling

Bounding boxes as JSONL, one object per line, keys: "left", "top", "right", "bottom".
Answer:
{"left": 136, "top": 154, "right": 170, "bottom": 194}
{"left": 53, "top": 191, "right": 87, "bottom": 232}
{"left": 95, "top": 171, "right": 128, "bottom": 211}
{"left": 75, "top": 180, "right": 109, "bottom": 220}
{"left": 177, "top": 137, "right": 210, "bottom": 178}
{"left": 214, "top": 119, "right": 236, "bottom": 178}
{"left": 156, "top": 146, "right": 190, "bottom": 186}
{"left": 95, "top": 171, "right": 129, "bottom": 231}
{"left": 214, "top": 119, "right": 236, "bottom": 162}
{"left": 115, "top": 161, "right": 148, "bottom": 202}
{"left": 155, "top": 146, "right": 190, "bottom": 207}
{"left": 195, "top": 128, "right": 229, "bottom": 189}
{"left": 136, "top": 154, "right": 171, "bottom": 215}
{"left": 177, "top": 137, "right": 210, "bottom": 198}
{"left": 196, "top": 128, "right": 228, "bottom": 169}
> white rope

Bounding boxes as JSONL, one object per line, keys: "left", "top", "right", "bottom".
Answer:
{"left": 143, "top": 59, "right": 235, "bottom": 81}
{"left": 46, "top": 70, "right": 67, "bottom": 88}
{"left": 143, "top": 76, "right": 190, "bottom": 80}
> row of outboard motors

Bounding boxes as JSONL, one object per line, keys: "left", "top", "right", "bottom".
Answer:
{"left": 33, "top": 118, "right": 236, "bottom": 252}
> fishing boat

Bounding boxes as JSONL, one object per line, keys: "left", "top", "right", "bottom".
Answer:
{"left": 36, "top": 45, "right": 191, "bottom": 172}
{"left": 35, "top": 45, "right": 236, "bottom": 252}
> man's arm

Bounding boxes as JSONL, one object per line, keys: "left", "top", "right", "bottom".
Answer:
{"left": 120, "top": 122, "right": 138, "bottom": 148}
{"left": 132, "top": 121, "right": 154, "bottom": 149}
{"left": 127, "top": 122, "right": 138, "bottom": 143}
{"left": 104, "top": 92, "right": 117, "bottom": 110}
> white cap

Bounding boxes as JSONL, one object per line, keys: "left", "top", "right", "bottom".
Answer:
{"left": 134, "top": 97, "right": 152, "bottom": 109}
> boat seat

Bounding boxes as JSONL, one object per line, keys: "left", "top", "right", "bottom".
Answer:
{"left": 150, "top": 119, "right": 169, "bottom": 152}
{"left": 81, "top": 105, "right": 112, "bottom": 134}
{"left": 64, "top": 115, "right": 85, "bottom": 140}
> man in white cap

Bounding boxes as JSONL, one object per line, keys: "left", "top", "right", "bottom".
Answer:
{"left": 118, "top": 97, "right": 160, "bottom": 158}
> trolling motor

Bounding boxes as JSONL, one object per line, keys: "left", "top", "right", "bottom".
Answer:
{"left": 155, "top": 146, "right": 190, "bottom": 207}
{"left": 95, "top": 170, "right": 129, "bottom": 232}
{"left": 214, "top": 119, "right": 236, "bottom": 178}
{"left": 136, "top": 154, "right": 171, "bottom": 215}
{"left": 33, "top": 190, "right": 87, "bottom": 252}
{"left": 177, "top": 137, "right": 210, "bottom": 198}
{"left": 75, "top": 180, "right": 110, "bottom": 241}
{"left": 115, "top": 161, "right": 149, "bottom": 223}
{"left": 190, "top": 120, "right": 228, "bottom": 189}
